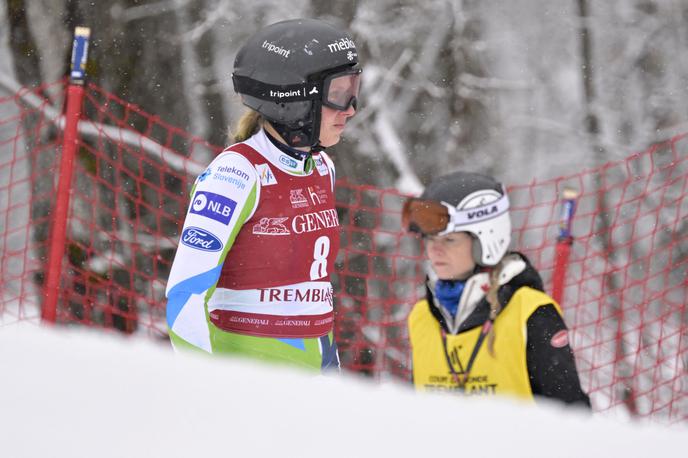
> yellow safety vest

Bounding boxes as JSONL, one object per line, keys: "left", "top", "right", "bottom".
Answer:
{"left": 408, "top": 286, "right": 562, "bottom": 401}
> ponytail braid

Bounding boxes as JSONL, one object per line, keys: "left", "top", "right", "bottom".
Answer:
{"left": 485, "top": 260, "right": 505, "bottom": 356}
{"left": 230, "top": 109, "right": 262, "bottom": 143}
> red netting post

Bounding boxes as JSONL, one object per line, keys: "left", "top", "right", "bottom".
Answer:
{"left": 42, "top": 27, "right": 91, "bottom": 323}
{"left": 551, "top": 188, "right": 578, "bottom": 306}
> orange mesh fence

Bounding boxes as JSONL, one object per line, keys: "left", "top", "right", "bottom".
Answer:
{"left": 0, "top": 80, "right": 685, "bottom": 422}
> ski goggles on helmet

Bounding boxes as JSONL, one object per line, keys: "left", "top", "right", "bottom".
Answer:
{"left": 402, "top": 192, "right": 510, "bottom": 236}
{"left": 322, "top": 67, "right": 362, "bottom": 111}
{"left": 232, "top": 66, "right": 361, "bottom": 112}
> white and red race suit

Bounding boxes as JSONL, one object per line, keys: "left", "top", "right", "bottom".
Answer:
{"left": 165, "top": 129, "right": 339, "bottom": 356}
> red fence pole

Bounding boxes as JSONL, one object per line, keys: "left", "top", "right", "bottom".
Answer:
{"left": 42, "top": 27, "right": 90, "bottom": 323}
{"left": 551, "top": 188, "right": 578, "bottom": 305}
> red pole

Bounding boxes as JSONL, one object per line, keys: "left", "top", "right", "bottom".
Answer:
{"left": 551, "top": 240, "right": 572, "bottom": 305}
{"left": 42, "top": 27, "right": 90, "bottom": 323}
{"left": 551, "top": 188, "right": 579, "bottom": 305}
{"left": 42, "top": 85, "right": 85, "bottom": 323}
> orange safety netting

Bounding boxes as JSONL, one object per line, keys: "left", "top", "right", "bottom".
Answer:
{"left": 0, "top": 80, "right": 685, "bottom": 422}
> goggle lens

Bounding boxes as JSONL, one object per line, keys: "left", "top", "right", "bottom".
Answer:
{"left": 402, "top": 199, "right": 450, "bottom": 235}
{"left": 323, "top": 70, "right": 361, "bottom": 110}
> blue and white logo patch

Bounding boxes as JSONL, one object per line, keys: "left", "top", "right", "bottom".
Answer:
{"left": 256, "top": 163, "right": 278, "bottom": 186}
{"left": 313, "top": 156, "right": 329, "bottom": 176}
{"left": 279, "top": 155, "right": 298, "bottom": 168}
{"left": 181, "top": 226, "right": 223, "bottom": 252}
{"left": 190, "top": 191, "right": 237, "bottom": 225}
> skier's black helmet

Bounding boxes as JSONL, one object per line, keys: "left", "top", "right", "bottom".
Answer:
{"left": 232, "top": 18, "right": 361, "bottom": 148}
{"left": 403, "top": 171, "right": 511, "bottom": 266}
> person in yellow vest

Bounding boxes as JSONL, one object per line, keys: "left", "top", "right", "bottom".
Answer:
{"left": 402, "top": 171, "right": 590, "bottom": 407}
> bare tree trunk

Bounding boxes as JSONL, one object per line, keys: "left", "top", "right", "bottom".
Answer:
{"left": 311, "top": 0, "right": 357, "bottom": 24}
{"left": 577, "top": 0, "right": 636, "bottom": 416}
{"left": 24, "top": 0, "right": 70, "bottom": 102}
{"left": 0, "top": 1, "right": 39, "bottom": 321}
{"left": 173, "top": 0, "right": 210, "bottom": 143}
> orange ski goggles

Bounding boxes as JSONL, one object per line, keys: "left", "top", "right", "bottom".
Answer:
{"left": 402, "top": 193, "right": 510, "bottom": 236}
{"left": 402, "top": 199, "right": 451, "bottom": 236}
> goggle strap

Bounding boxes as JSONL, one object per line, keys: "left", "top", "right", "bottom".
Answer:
{"left": 444, "top": 193, "right": 510, "bottom": 231}
{"left": 232, "top": 74, "right": 321, "bottom": 103}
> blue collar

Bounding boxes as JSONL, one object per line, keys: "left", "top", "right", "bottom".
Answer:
{"left": 434, "top": 279, "right": 466, "bottom": 318}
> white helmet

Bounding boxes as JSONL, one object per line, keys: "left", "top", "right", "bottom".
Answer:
{"left": 403, "top": 171, "right": 511, "bottom": 266}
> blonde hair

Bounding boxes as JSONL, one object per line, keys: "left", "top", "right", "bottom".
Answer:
{"left": 230, "top": 109, "right": 262, "bottom": 143}
{"left": 485, "top": 260, "right": 505, "bottom": 356}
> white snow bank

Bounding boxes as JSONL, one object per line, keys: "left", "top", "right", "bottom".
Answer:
{"left": 0, "top": 324, "right": 684, "bottom": 458}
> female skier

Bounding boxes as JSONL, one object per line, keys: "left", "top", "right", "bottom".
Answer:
{"left": 165, "top": 18, "right": 361, "bottom": 371}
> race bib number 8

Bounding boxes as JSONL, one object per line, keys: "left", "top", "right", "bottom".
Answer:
{"left": 310, "top": 236, "right": 330, "bottom": 280}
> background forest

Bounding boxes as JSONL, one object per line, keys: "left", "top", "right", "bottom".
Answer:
{"left": 1, "top": 1, "right": 687, "bottom": 419}
{"left": 4, "top": 0, "right": 688, "bottom": 191}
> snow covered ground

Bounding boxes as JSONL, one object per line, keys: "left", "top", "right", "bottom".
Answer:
{"left": 0, "top": 324, "right": 684, "bottom": 458}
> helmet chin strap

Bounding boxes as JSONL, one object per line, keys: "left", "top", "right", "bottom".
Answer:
{"left": 270, "top": 121, "right": 316, "bottom": 148}
{"left": 268, "top": 100, "right": 323, "bottom": 149}
{"left": 310, "top": 142, "right": 325, "bottom": 154}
